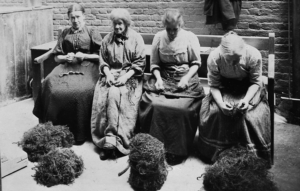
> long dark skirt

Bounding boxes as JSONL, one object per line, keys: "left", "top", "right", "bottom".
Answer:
{"left": 139, "top": 92, "right": 202, "bottom": 156}
{"left": 197, "top": 79, "right": 271, "bottom": 163}
{"left": 139, "top": 70, "right": 205, "bottom": 157}
{"left": 33, "top": 61, "right": 99, "bottom": 142}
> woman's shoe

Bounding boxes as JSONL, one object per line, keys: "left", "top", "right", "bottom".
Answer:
{"left": 99, "top": 150, "right": 108, "bottom": 160}
{"left": 74, "top": 140, "right": 85, "bottom": 146}
{"left": 99, "top": 149, "right": 115, "bottom": 160}
{"left": 103, "top": 142, "right": 115, "bottom": 150}
{"left": 166, "top": 153, "right": 185, "bottom": 166}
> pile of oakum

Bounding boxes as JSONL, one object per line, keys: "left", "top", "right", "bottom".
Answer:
{"left": 19, "top": 122, "right": 74, "bottom": 162}
{"left": 33, "top": 148, "right": 84, "bottom": 187}
{"left": 19, "top": 122, "right": 84, "bottom": 187}
{"left": 202, "top": 147, "right": 278, "bottom": 191}
{"left": 128, "top": 133, "right": 168, "bottom": 191}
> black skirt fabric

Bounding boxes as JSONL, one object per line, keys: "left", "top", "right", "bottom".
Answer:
{"left": 139, "top": 68, "right": 205, "bottom": 156}
{"left": 139, "top": 92, "right": 203, "bottom": 156}
{"left": 33, "top": 61, "right": 99, "bottom": 142}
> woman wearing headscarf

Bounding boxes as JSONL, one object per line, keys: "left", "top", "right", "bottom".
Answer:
{"left": 91, "top": 8, "right": 145, "bottom": 160}
{"left": 139, "top": 9, "right": 205, "bottom": 165}
{"left": 197, "top": 31, "right": 271, "bottom": 164}
{"left": 33, "top": 3, "right": 102, "bottom": 144}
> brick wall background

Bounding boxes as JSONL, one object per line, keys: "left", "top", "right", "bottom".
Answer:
{"left": 0, "top": 0, "right": 24, "bottom": 6}
{"left": 0, "top": 0, "right": 295, "bottom": 119}
{"left": 0, "top": 0, "right": 46, "bottom": 6}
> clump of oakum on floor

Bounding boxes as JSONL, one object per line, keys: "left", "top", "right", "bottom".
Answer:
{"left": 18, "top": 122, "right": 84, "bottom": 187}
{"left": 18, "top": 121, "right": 74, "bottom": 162}
{"left": 201, "top": 147, "right": 278, "bottom": 191}
{"left": 127, "top": 133, "right": 168, "bottom": 191}
{"left": 33, "top": 148, "right": 84, "bottom": 187}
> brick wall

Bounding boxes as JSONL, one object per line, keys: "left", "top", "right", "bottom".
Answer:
{"left": 0, "top": 0, "right": 47, "bottom": 6}
{"left": 0, "top": 0, "right": 24, "bottom": 6}
{"left": 0, "top": 0, "right": 293, "bottom": 112}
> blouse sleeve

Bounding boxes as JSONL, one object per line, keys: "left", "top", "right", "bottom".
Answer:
{"left": 89, "top": 28, "right": 102, "bottom": 54}
{"left": 187, "top": 32, "right": 201, "bottom": 67}
{"left": 130, "top": 33, "right": 146, "bottom": 77}
{"left": 150, "top": 33, "right": 161, "bottom": 73}
{"left": 52, "top": 28, "right": 69, "bottom": 55}
{"left": 207, "top": 51, "right": 221, "bottom": 87}
{"left": 99, "top": 39, "right": 110, "bottom": 75}
{"left": 248, "top": 48, "right": 263, "bottom": 86}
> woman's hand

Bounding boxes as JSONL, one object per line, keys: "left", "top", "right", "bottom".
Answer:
{"left": 152, "top": 69, "right": 164, "bottom": 91}
{"left": 237, "top": 99, "right": 249, "bottom": 112}
{"left": 114, "top": 75, "right": 129, "bottom": 87}
{"left": 75, "top": 52, "right": 86, "bottom": 62}
{"left": 105, "top": 73, "right": 115, "bottom": 86}
{"left": 220, "top": 101, "right": 233, "bottom": 116}
{"left": 210, "top": 87, "right": 233, "bottom": 116}
{"left": 66, "top": 52, "right": 75, "bottom": 63}
{"left": 155, "top": 78, "right": 164, "bottom": 90}
{"left": 178, "top": 76, "right": 189, "bottom": 90}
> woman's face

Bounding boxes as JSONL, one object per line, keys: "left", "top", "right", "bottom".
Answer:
{"left": 69, "top": 11, "right": 85, "bottom": 30}
{"left": 165, "top": 22, "right": 180, "bottom": 41}
{"left": 113, "top": 19, "right": 126, "bottom": 35}
{"left": 223, "top": 51, "right": 243, "bottom": 65}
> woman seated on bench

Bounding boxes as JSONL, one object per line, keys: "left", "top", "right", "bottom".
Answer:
{"left": 91, "top": 8, "right": 145, "bottom": 160}
{"left": 139, "top": 9, "right": 205, "bottom": 165}
{"left": 197, "top": 31, "right": 271, "bottom": 164}
{"left": 33, "top": 3, "right": 102, "bottom": 144}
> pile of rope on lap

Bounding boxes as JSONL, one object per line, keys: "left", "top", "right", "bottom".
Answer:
{"left": 18, "top": 122, "right": 83, "bottom": 187}
{"left": 125, "top": 133, "right": 169, "bottom": 191}
{"left": 201, "top": 147, "right": 278, "bottom": 191}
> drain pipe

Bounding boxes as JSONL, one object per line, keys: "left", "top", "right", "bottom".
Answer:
{"left": 292, "top": 0, "right": 300, "bottom": 112}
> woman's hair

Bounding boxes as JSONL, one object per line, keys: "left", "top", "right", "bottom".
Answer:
{"left": 220, "top": 31, "right": 245, "bottom": 55}
{"left": 110, "top": 8, "right": 132, "bottom": 27}
{"left": 67, "top": 3, "right": 85, "bottom": 16}
{"left": 162, "top": 9, "right": 184, "bottom": 27}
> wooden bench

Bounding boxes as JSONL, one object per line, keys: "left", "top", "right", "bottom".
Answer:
{"left": 32, "top": 31, "right": 275, "bottom": 164}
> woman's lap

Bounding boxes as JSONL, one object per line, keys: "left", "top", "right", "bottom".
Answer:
{"left": 33, "top": 63, "right": 99, "bottom": 141}
{"left": 91, "top": 77, "right": 143, "bottom": 155}
{"left": 139, "top": 91, "right": 202, "bottom": 156}
{"left": 197, "top": 89, "right": 271, "bottom": 162}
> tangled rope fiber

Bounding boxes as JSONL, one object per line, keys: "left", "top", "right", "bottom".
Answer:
{"left": 18, "top": 122, "right": 74, "bottom": 162}
{"left": 33, "top": 148, "right": 84, "bottom": 187}
{"left": 202, "top": 147, "right": 278, "bottom": 191}
{"left": 128, "top": 133, "right": 168, "bottom": 191}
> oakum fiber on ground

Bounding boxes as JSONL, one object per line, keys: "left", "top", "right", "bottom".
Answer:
{"left": 202, "top": 147, "right": 278, "bottom": 191}
{"left": 18, "top": 122, "right": 74, "bottom": 162}
{"left": 33, "top": 148, "right": 84, "bottom": 187}
{"left": 128, "top": 133, "right": 168, "bottom": 191}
